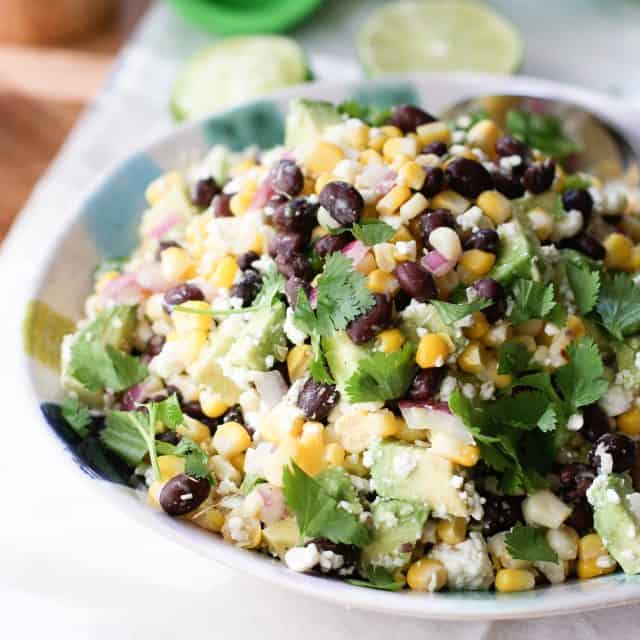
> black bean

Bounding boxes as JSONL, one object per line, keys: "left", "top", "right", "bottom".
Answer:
{"left": 522, "top": 159, "right": 556, "bottom": 194}
{"left": 419, "top": 208, "right": 456, "bottom": 248}
{"left": 163, "top": 283, "right": 205, "bottom": 313}
{"left": 407, "top": 368, "right": 445, "bottom": 403}
{"left": 314, "top": 232, "right": 354, "bottom": 257}
{"left": 221, "top": 404, "right": 244, "bottom": 425}
{"left": 395, "top": 261, "right": 437, "bottom": 302}
{"left": 558, "top": 463, "right": 595, "bottom": 503}
{"left": 231, "top": 269, "right": 262, "bottom": 307}
{"left": 190, "top": 177, "right": 220, "bottom": 208}
{"left": 319, "top": 181, "right": 364, "bottom": 226}
{"left": 285, "top": 276, "right": 311, "bottom": 307}
{"left": 346, "top": 293, "right": 393, "bottom": 344}
{"left": 156, "top": 430, "right": 181, "bottom": 445}
{"left": 481, "top": 493, "right": 523, "bottom": 537}
{"left": 445, "top": 157, "right": 493, "bottom": 199}
{"left": 390, "top": 104, "right": 436, "bottom": 133}
{"left": 562, "top": 188, "right": 593, "bottom": 220}
{"left": 270, "top": 159, "right": 304, "bottom": 197}
{"left": 181, "top": 400, "right": 209, "bottom": 422}
{"left": 237, "top": 251, "right": 260, "bottom": 270}
{"left": 159, "top": 474, "right": 211, "bottom": 516}
{"left": 298, "top": 378, "right": 340, "bottom": 421}
{"left": 581, "top": 404, "right": 610, "bottom": 443}
{"left": 269, "top": 231, "right": 308, "bottom": 259}
{"left": 275, "top": 253, "right": 313, "bottom": 280}
{"left": 491, "top": 170, "right": 525, "bottom": 199}
{"left": 565, "top": 499, "right": 593, "bottom": 535}
{"left": 421, "top": 167, "right": 445, "bottom": 198}
{"left": 495, "top": 136, "right": 531, "bottom": 161}
{"left": 589, "top": 433, "right": 637, "bottom": 473}
{"left": 308, "top": 538, "right": 359, "bottom": 575}
{"left": 211, "top": 193, "right": 232, "bottom": 217}
{"left": 145, "top": 334, "right": 165, "bottom": 357}
{"left": 558, "top": 234, "right": 605, "bottom": 260}
{"left": 471, "top": 278, "right": 506, "bottom": 322}
{"left": 272, "top": 197, "right": 318, "bottom": 233}
{"left": 463, "top": 229, "right": 500, "bottom": 254}
{"left": 422, "top": 141, "right": 448, "bottom": 156}
{"left": 394, "top": 290, "right": 411, "bottom": 312}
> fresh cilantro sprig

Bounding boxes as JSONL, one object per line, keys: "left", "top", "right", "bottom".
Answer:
{"left": 595, "top": 273, "right": 640, "bottom": 340}
{"left": 61, "top": 398, "right": 92, "bottom": 437}
{"left": 282, "top": 462, "right": 371, "bottom": 547}
{"left": 497, "top": 341, "right": 538, "bottom": 377}
{"left": 431, "top": 298, "right": 491, "bottom": 325}
{"left": 351, "top": 219, "right": 395, "bottom": 246}
{"left": 157, "top": 436, "right": 213, "bottom": 483}
{"left": 337, "top": 100, "right": 392, "bottom": 127}
{"left": 505, "top": 524, "right": 558, "bottom": 563}
{"left": 566, "top": 262, "right": 600, "bottom": 316}
{"left": 344, "top": 343, "right": 417, "bottom": 403}
{"left": 348, "top": 566, "right": 404, "bottom": 591}
{"left": 509, "top": 279, "right": 557, "bottom": 325}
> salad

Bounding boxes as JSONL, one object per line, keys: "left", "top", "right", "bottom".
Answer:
{"left": 59, "top": 99, "right": 640, "bottom": 594}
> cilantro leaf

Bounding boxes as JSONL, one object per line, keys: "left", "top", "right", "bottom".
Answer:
{"left": 555, "top": 337, "right": 608, "bottom": 411}
{"left": 61, "top": 398, "right": 92, "bottom": 437}
{"left": 596, "top": 273, "right": 640, "bottom": 340}
{"left": 497, "top": 341, "right": 535, "bottom": 376}
{"left": 344, "top": 343, "right": 416, "bottom": 402}
{"left": 509, "top": 279, "right": 557, "bottom": 325}
{"left": 337, "top": 100, "right": 391, "bottom": 127}
{"left": 252, "top": 265, "right": 285, "bottom": 308}
{"left": 100, "top": 410, "right": 150, "bottom": 468}
{"left": 348, "top": 567, "right": 404, "bottom": 591}
{"left": 505, "top": 524, "right": 558, "bottom": 563}
{"left": 309, "top": 331, "right": 334, "bottom": 384}
{"left": 566, "top": 263, "right": 600, "bottom": 316}
{"left": 175, "top": 437, "right": 213, "bottom": 482}
{"left": 490, "top": 391, "right": 554, "bottom": 431}
{"left": 537, "top": 405, "right": 558, "bottom": 433}
{"left": 282, "top": 462, "right": 371, "bottom": 547}
{"left": 240, "top": 474, "right": 265, "bottom": 495}
{"left": 351, "top": 219, "right": 395, "bottom": 246}
{"left": 152, "top": 394, "right": 183, "bottom": 429}
{"left": 563, "top": 174, "right": 592, "bottom": 191}
{"left": 551, "top": 194, "right": 565, "bottom": 220}
{"left": 431, "top": 298, "right": 490, "bottom": 325}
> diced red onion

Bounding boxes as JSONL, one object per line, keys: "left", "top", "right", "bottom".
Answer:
{"left": 252, "top": 371, "right": 288, "bottom": 410}
{"left": 256, "top": 484, "right": 287, "bottom": 524}
{"left": 421, "top": 250, "right": 455, "bottom": 277}
{"left": 342, "top": 240, "right": 370, "bottom": 267}
{"left": 101, "top": 273, "right": 144, "bottom": 304}
{"left": 398, "top": 401, "right": 475, "bottom": 445}
{"left": 250, "top": 178, "right": 275, "bottom": 211}
{"left": 148, "top": 213, "right": 180, "bottom": 240}
{"left": 135, "top": 262, "right": 173, "bottom": 292}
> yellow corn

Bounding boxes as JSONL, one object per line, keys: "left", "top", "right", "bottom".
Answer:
{"left": 459, "top": 249, "right": 496, "bottom": 277}
{"left": 346, "top": 123, "right": 370, "bottom": 149}
{"left": 306, "top": 141, "right": 345, "bottom": 176}
{"left": 95, "top": 270, "right": 119, "bottom": 294}
{"left": 161, "top": 246, "right": 195, "bottom": 281}
{"left": 249, "top": 231, "right": 264, "bottom": 255}
{"left": 391, "top": 225, "right": 414, "bottom": 243}
{"left": 552, "top": 165, "right": 566, "bottom": 193}
{"left": 477, "top": 190, "right": 512, "bottom": 224}
{"left": 431, "top": 190, "right": 470, "bottom": 215}
{"left": 189, "top": 506, "right": 225, "bottom": 532}
{"left": 566, "top": 314, "right": 586, "bottom": 340}
{"left": 287, "top": 344, "right": 313, "bottom": 382}
{"left": 380, "top": 125, "right": 403, "bottom": 138}
{"left": 398, "top": 161, "right": 426, "bottom": 190}
{"left": 229, "top": 190, "right": 255, "bottom": 216}
{"left": 173, "top": 300, "right": 213, "bottom": 334}
{"left": 577, "top": 533, "right": 617, "bottom": 579}
{"left": 481, "top": 322, "right": 512, "bottom": 348}
{"left": 399, "top": 192, "right": 429, "bottom": 222}
{"left": 416, "top": 333, "right": 452, "bottom": 368}
{"left": 210, "top": 255, "right": 238, "bottom": 288}
{"left": 295, "top": 422, "right": 327, "bottom": 477}
{"left": 367, "top": 269, "right": 400, "bottom": 295}
{"left": 430, "top": 431, "right": 480, "bottom": 467}
{"left": 359, "top": 148, "right": 384, "bottom": 165}
{"left": 176, "top": 415, "right": 211, "bottom": 444}
{"left": 628, "top": 245, "right": 640, "bottom": 272}
{"left": 230, "top": 452, "right": 246, "bottom": 472}
{"left": 528, "top": 207, "right": 554, "bottom": 241}
{"left": 407, "top": 558, "right": 448, "bottom": 592}
{"left": 145, "top": 171, "right": 184, "bottom": 206}
{"left": 147, "top": 481, "right": 164, "bottom": 508}
{"left": 376, "top": 184, "right": 412, "bottom": 216}
{"left": 466, "top": 119, "right": 501, "bottom": 157}
{"left": 325, "top": 442, "right": 346, "bottom": 467}
{"left": 604, "top": 232, "right": 634, "bottom": 270}
{"left": 618, "top": 407, "right": 640, "bottom": 436}
{"left": 213, "top": 421, "right": 252, "bottom": 458}
{"left": 377, "top": 329, "right": 405, "bottom": 353}
{"left": 158, "top": 455, "right": 186, "bottom": 481}
{"left": 486, "top": 356, "right": 512, "bottom": 389}
{"left": 436, "top": 517, "right": 468, "bottom": 545}
{"left": 383, "top": 136, "right": 418, "bottom": 161}
{"left": 464, "top": 311, "right": 489, "bottom": 339}
{"left": 230, "top": 157, "right": 256, "bottom": 177}
{"left": 373, "top": 243, "right": 397, "bottom": 272}
{"left": 495, "top": 569, "right": 536, "bottom": 593}
{"left": 416, "top": 121, "right": 452, "bottom": 147}
{"left": 199, "top": 388, "right": 230, "bottom": 419}
{"left": 315, "top": 173, "right": 333, "bottom": 194}
{"left": 457, "top": 341, "right": 486, "bottom": 375}
{"left": 175, "top": 330, "right": 207, "bottom": 366}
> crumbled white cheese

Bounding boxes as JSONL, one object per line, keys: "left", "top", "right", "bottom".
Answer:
{"left": 392, "top": 449, "right": 418, "bottom": 479}
{"left": 362, "top": 449, "right": 374, "bottom": 469}
{"left": 480, "top": 382, "right": 495, "bottom": 401}
{"left": 595, "top": 442, "right": 614, "bottom": 476}
{"left": 429, "top": 533, "right": 494, "bottom": 590}
{"left": 606, "top": 488, "right": 621, "bottom": 504}
{"left": 599, "top": 385, "right": 632, "bottom": 417}
{"left": 450, "top": 475, "right": 464, "bottom": 489}
{"left": 285, "top": 544, "right": 320, "bottom": 573}
{"left": 439, "top": 376, "right": 458, "bottom": 402}
{"left": 394, "top": 240, "right": 417, "bottom": 261}
{"left": 318, "top": 550, "right": 344, "bottom": 573}
{"left": 567, "top": 413, "right": 584, "bottom": 432}
{"left": 456, "top": 205, "right": 484, "bottom": 231}
{"left": 462, "top": 383, "right": 476, "bottom": 400}
{"left": 284, "top": 307, "right": 306, "bottom": 345}
{"left": 499, "top": 155, "right": 522, "bottom": 171}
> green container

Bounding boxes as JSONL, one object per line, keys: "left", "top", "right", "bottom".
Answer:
{"left": 167, "top": 0, "right": 324, "bottom": 35}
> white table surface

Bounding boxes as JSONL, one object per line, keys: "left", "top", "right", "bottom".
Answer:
{"left": 3, "top": 1, "right": 640, "bottom": 637}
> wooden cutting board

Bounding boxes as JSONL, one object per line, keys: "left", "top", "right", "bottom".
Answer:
{"left": 0, "top": 0, "right": 150, "bottom": 242}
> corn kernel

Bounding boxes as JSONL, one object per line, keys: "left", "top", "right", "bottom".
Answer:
{"left": 486, "top": 356, "right": 512, "bottom": 389}
{"left": 628, "top": 246, "right": 640, "bottom": 271}
{"left": 528, "top": 208, "right": 554, "bottom": 241}
{"left": 229, "top": 190, "right": 255, "bottom": 216}
{"left": 477, "top": 190, "right": 512, "bottom": 224}
{"left": 416, "top": 333, "right": 452, "bottom": 368}
{"left": 437, "top": 517, "right": 468, "bottom": 545}
{"left": 604, "top": 232, "right": 634, "bottom": 270}
{"left": 306, "top": 141, "right": 345, "bottom": 176}
{"left": 325, "top": 442, "right": 346, "bottom": 466}
{"left": 391, "top": 225, "right": 413, "bottom": 243}
{"left": 398, "top": 161, "right": 426, "bottom": 190}
{"left": 158, "top": 455, "right": 185, "bottom": 481}
{"left": 213, "top": 421, "right": 252, "bottom": 458}
{"left": 466, "top": 119, "right": 501, "bottom": 157}
{"left": 577, "top": 533, "right": 617, "bottom": 579}
{"left": 431, "top": 190, "right": 470, "bottom": 215}
{"left": 380, "top": 125, "right": 403, "bottom": 138}
{"left": 567, "top": 314, "right": 586, "bottom": 340}
{"left": 287, "top": 344, "right": 313, "bottom": 382}
{"left": 464, "top": 311, "right": 489, "bottom": 339}
{"left": 230, "top": 452, "right": 246, "bottom": 472}
{"left": 359, "top": 149, "right": 384, "bottom": 165}
{"left": 222, "top": 511, "right": 261, "bottom": 549}
{"left": 416, "top": 121, "right": 452, "bottom": 147}
{"left": 199, "top": 388, "right": 230, "bottom": 419}
{"left": 211, "top": 255, "right": 238, "bottom": 288}
{"left": 295, "top": 422, "right": 327, "bottom": 477}
{"left": 161, "top": 247, "right": 194, "bottom": 282}
{"left": 355, "top": 251, "right": 377, "bottom": 275}
{"left": 229, "top": 157, "right": 256, "bottom": 177}
{"left": 249, "top": 231, "right": 264, "bottom": 255}
{"left": 373, "top": 243, "right": 397, "bottom": 272}
{"left": 457, "top": 341, "right": 486, "bottom": 375}
{"left": 482, "top": 322, "right": 512, "bottom": 348}
{"left": 377, "top": 329, "right": 405, "bottom": 353}
{"left": 407, "top": 558, "right": 447, "bottom": 592}
{"left": 145, "top": 171, "right": 184, "bottom": 206}
{"left": 383, "top": 136, "right": 418, "bottom": 161}
{"left": 435, "top": 269, "right": 460, "bottom": 299}
{"left": 429, "top": 226, "right": 462, "bottom": 262}
{"left": 95, "top": 270, "right": 119, "bottom": 294}
{"left": 459, "top": 249, "right": 496, "bottom": 276}
{"left": 176, "top": 415, "right": 211, "bottom": 444}
{"left": 315, "top": 173, "right": 333, "bottom": 194}
{"left": 175, "top": 330, "right": 207, "bottom": 366}
{"left": 346, "top": 123, "right": 370, "bottom": 149}
{"left": 495, "top": 569, "right": 536, "bottom": 593}
{"left": 399, "top": 192, "right": 429, "bottom": 223}
{"left": 190, "top": 506, "right": 225, "bottom": 532}
{"left": 553, "top": 165, "right": 566, "bottom": 193}
{"left": 618, "top": 407, "right": 640, "bottom": 436}
{"left": 334, "top": 408, "right": 399, "bottom": 453}
{"left": 376, "top": 184, "right": 412, "bottom": 216}
{"left": 367, "top": 269, "right": 400, "bottom": 295}
{"left": 147, "top": 481, "right": 165, "bottom": 508}
{"left": 173, "top": 300, "right": 213, "bottom": 334}
{"left": 430, "top": 431, "right": 481, "bottom": 467}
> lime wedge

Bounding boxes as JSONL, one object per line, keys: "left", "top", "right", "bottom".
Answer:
{"left": 171, "top": 36, "right": 311, "bottom": 121}
{"left": 358, "top": 0, "right": 522, "bottom": 76}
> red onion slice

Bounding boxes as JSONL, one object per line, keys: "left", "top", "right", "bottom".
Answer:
{"left": 399, "top": 401, "right": 475, "bottom": 445}
{"left": 342, "top": 240, "right": 370, "bottom": 267}
{"left": 256, "top": 484, "right": 287, "bottom": 524}
{"left": 421, "top": 250, "right": 455, "bottom": 277}
{"left": 148, "top": 212, "right": 180, "bottom": 240}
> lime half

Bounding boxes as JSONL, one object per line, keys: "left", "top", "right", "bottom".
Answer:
{"left": 358, "top": 0, "right": 523, "bottom": 76}
{"left": 171, "top": 36, "right": 311, "bottom": 121}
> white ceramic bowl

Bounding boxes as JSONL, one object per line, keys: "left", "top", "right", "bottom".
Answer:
{"left": 9, "top": 74, "right": 640, "bottom": 619}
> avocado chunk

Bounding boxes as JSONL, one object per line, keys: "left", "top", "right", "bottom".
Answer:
{"left": 285, "top": 99, "right": 343, "bottom": 147}
{"left": 362, "top": 499, "right": 428, "bottom": 571}
{"left": 489, "top": 206, "right": 542, "bottom": 284}
{"left": 399, "top": 300, "right": 460, "bottom": 347}
{"left": 587, "top": 473, "right": 640, "bottom": 574}
{"left": 263, "top": 517, "right": 301, "bottom": 559}
{"left": 322, "top": 330, "right": 370, "bottom": 394}
{"left": 613, "top": 337, "right": 640, "bottom": 389}
{"left": 62, "top": 305, "right": 138, "bottom": 407}
{"left": 370, "top": 441, "right": 469, "bottom": 517}
{"left": 227, "top": 302, "right": 287, "bottom": 371}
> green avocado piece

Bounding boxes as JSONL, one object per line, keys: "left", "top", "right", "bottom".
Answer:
{"left": 263, "top": 517, "right": 301, "bottom": 559}
{"left": 362, "top": 499, "right": 428, "bottom": 571}
{"left": 227, "top": 302, "right": 287, "bottom": 371}
{"left": 322, "top": 330, "right": 370, "bottom": 394}
{"left": 285, "top": 98, "right": 343, "bottom": 147}
{"left": 62, "top": 305, "right": 138, "bottom": 407}
{"left": 613, "top": 337, "right": 640, "bottom": 389}
{"left": 370, "top": 441, "right": 468, "bottom": 517}
{"left": 398, "top": 301, "right": 461, "bottom": 347}
{"left": 587, "top": 473, "right": 640, "bottom": 574}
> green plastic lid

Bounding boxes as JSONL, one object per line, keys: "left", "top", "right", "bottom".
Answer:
{"left": 167, "top": 0, "right": 324, "bottom": 35}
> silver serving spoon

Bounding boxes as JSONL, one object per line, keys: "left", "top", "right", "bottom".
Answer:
{"left": 441, "top": 94, "right": 639, "bottom": 183}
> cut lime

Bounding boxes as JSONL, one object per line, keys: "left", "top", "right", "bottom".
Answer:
{"left": 358, "top": 0, "right": 523, "bottom": 76}
{"left": 171, "top": 36, "right": 311, "bottom": 121}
